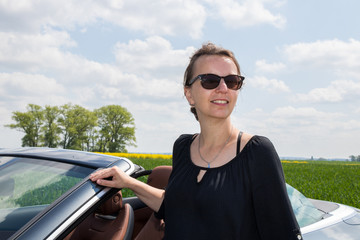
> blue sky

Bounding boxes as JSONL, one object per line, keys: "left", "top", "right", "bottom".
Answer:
{"left": 1, "top": 0, "right": 360, "bottom": 159}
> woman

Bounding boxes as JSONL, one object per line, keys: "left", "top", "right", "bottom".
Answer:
{"left": 90, "top": 43, "right": 302, "bottom": 240}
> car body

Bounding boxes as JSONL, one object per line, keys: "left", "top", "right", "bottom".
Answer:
{"left": 0, "top": 148, "right": 359, "bottom": 240}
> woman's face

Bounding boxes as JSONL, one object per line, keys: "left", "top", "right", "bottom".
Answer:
{"left": 184, "top": 55, "right": 240, "bottom": 122}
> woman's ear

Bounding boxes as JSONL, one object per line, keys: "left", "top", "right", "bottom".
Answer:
{"left": 184, "top": 87, "right": 194, "bottom": 106}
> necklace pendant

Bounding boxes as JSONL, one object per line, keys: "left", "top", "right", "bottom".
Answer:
{"left": 198, "top": 126, "right": 234, "bottom": 171}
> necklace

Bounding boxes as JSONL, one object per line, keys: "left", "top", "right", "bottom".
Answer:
{"left": 198, "top": 126, "right": 233, "bottom": 168}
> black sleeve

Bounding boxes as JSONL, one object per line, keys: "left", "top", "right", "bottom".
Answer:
{"left": 247, "top": 136, "right": 303, "bottom": 240}
{"left": 154, "top": 200, "right": 165, "bottom": 219}
{"left": 154, "top": 134, "right": 191, "bottom": 220}
{"left": 171, "top": 134, "right": 192, "bottom": 169}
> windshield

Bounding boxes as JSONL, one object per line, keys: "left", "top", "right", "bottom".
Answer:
{"left": 286, "top": 184, "right": 324, "bottom": 227}
{"left": 0, "top": 156, "right": 93, "bottom": 236}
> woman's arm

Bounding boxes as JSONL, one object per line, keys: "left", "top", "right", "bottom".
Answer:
{"left": 248, "top": 136, "right": 302, "bottom": 240}
{"left": 90, "top": 166, "right": 165, "bottom": 212}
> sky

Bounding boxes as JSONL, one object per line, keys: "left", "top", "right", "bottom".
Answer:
{"left": 1, "top": 0, "right": 360, "bottom": 159}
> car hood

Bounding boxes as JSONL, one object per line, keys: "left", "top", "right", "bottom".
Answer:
{"left": 302, "top": 204, "right": 360, "bottom": 240}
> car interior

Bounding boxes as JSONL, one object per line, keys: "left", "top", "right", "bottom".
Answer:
{"left": 63, "top": 190, "right": 134, "bottom": 240}
{"left": 132, "top": 166, "right": 171, "bottom": 240}
{"left": 63, "top": 165, "right": 172, "bottom": 240}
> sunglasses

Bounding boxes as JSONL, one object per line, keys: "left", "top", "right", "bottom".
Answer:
{"left": 187, "top": 74, "right": 245, "bottom": 90}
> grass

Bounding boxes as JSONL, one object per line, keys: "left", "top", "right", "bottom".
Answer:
{"left": 120, "top": 157, "right": 172, "bottom": 197}
{"left": 282, "top": 160, "right": 360, "bottom": 209}
{"left": 0, "top": 171, "right": 82, "bottom": 208}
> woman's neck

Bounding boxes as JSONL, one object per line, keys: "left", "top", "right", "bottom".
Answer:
{"left": 198, "top": 119, "right": 234, "bottom": 148}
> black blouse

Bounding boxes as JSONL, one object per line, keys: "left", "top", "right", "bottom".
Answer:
{"left": 155, "top": 134, "right": 302, "bottom": 240}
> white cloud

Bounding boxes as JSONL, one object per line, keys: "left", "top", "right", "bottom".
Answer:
{"left": 0, "top": 27, "right": 190, "bottom": 105}
{"left": 255, "top": 59, "right": 286, "bottom": 73}
{"left": 294, "top": 80, "right": 360, "bottom": 103}
{"left": 105, "top": 0, "right": 207, "bottom": 39}
{"left": 251, "top": 106, "right": 360, "bottom": 136}
{"left": 126, "top": 100, "right": 198, "bottom": 153}
{"left": 237, "top": 106, "right": 347, "bottom": 138}
{"left": 0, "top": 0, "right": 207, "bottom": 38}
{"left": 249, "top": 76, "right": 290, "bottom": 92}
{"left": 283, "top": 38, "right": 360, "bottom": 78}
{"left": 283, "top": 39, "right": 360, "bottom": 65}
{"left": 0, "top": 0, "right": 287, "bottom": 39}
{"left": 0, "top": 72, "right": 65, "bottom": 96}
{"left": 234, "top": 106, "right": 359, "bottom": 158}
{"left": 0, "top": 72, "right": 69, "bottom": 117}
{"left": 0, "top": 1, "right": 99, "bottom": 32}
{"left": 271, "top": 106, "right": 343, "bottom": 120}
{"left": 114, "top": 36, "right": 196, "bottom": 72}
{"left": 0, "top": 30, "right": 77, "bottom": 72}
{"left": 205, "top": 0, "right": 286, "bottom": 29}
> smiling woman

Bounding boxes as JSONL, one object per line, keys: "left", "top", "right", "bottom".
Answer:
{"left": 91, "top": 42, "right": 303, "bottom": 240}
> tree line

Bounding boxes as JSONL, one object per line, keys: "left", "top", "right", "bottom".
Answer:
{"left": 349, "top": 155, "right": 360, "bottom": 162}
{"left": 5, "top": 104, "right": 136, "bottom": 152}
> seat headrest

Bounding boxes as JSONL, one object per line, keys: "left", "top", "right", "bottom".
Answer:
{"left": 96, "top": 191, "right": 123, "bottom": 215}
{"left": 146, "top": 166, "right": 172, "bottom": 189}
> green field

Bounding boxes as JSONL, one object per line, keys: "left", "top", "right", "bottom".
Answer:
{"left": 127, "top": 157, "right": 360, "bottom": 209}
{"left": 282, "top": 160, "right": 360, "bottom": 209}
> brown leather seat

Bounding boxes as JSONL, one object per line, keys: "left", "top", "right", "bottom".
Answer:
{"left": 146, "top": 166, "right": 172, "bottom": 190}
{"left": 134, "top": 166, "right": 172, "bottom": 240}
{"left": 65, "top": 191, "right": 134, "bottom": 240}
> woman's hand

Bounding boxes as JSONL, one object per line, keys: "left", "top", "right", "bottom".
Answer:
{"left": 89, "top": 166, "right": 131, "bottom": 189}
{"left": 90, "top": 166, "right": 165, "bottom": 212}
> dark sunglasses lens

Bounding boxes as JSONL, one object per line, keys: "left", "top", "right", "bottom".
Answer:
{"left": 201, "top": 75, "right": 221, "bottom": 89}
{"left": 224, "top": 75, "right": 241, "bottom": 90}
{"left": 200, "top": 74, "right": 243, "bottom": 90}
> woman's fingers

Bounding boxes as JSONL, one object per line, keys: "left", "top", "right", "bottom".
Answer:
{"left": 90, "top": 168, "right": 112, "bottom": 181}
{"left": 90, "top": 166, "right": 127, "bottom": 188}
{"left": 96, "top": 178, "right": 116, "bottom": 188}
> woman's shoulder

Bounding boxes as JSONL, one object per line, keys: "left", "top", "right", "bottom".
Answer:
{"left": 172, "top": 134, "right": 194, "bottom": 160}
{"left": 175, "top": 133, "right": 194, "bottom": 143}
{"left": 241, "top": 134, "right": 278, "bottom": 161}
{"left": 173, "top": 134, "right": 194, "bottom": 149}
{"left": 243, "top": 134, "right": 281, "bottom": 168}
{"left": 243, "top": 134, "right": 273, "bottom": 150}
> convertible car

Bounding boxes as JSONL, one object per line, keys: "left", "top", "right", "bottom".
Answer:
{"left": 0, "top": 148, "right": 359, "bottom": 240}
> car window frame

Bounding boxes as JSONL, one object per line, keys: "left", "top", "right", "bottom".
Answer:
{"left": 7, "top": 157, "right": 134, "bottom": 240}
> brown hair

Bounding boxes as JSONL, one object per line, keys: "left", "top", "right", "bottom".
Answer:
{"left": 184, "top": 42, "right": 243, "bottom": 120}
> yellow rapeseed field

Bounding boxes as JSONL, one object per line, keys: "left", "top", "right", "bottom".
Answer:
{"left": 281, "top": 160, "right": 308, "bottom": 164}
{"left": 96, "top": 152, "right": 172, "bottom": 160}
{"left": 97, "top": 153, "right": 312, "bottom": 163}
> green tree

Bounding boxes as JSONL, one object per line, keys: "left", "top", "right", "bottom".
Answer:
{"left": 83, "top": 127, "right": 98, "bottom": 152}
{"left": 349, "top": 155, "right": 360, "bottom": 162}
{"left": 58, "top": 104, "right": 97, "bottom": 150}
{"left": 6, "top": 103, "right": 136, "bottom": 152}
{"left": 41, "top": 105, "right": 61, "bottom": 148}
{"left": 95, "top": 105, "right": 136, "bottom": 152}
{"left": 5, "top": 104, "right": 44, "bottom": 147}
